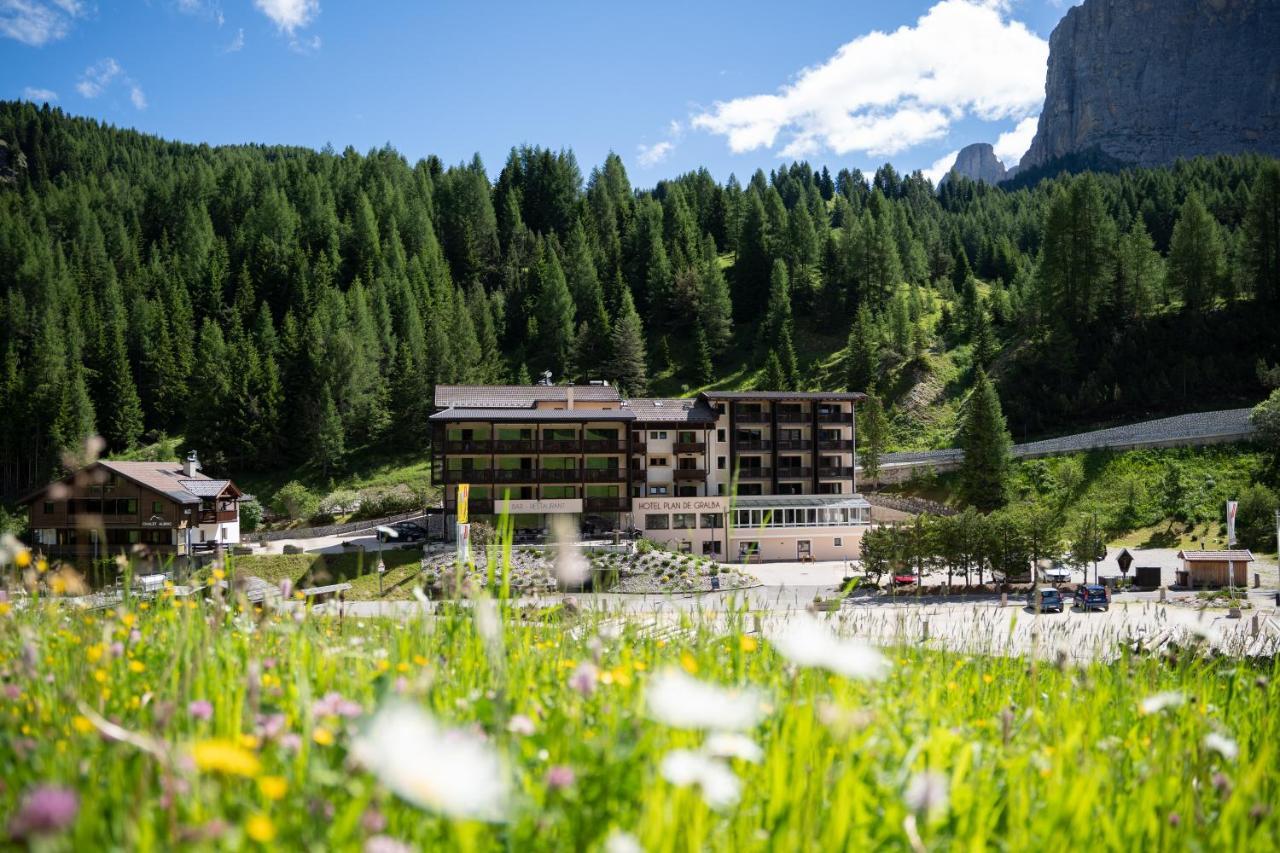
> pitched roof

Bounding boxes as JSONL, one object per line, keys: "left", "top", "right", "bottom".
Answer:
{"left": 700, "top": 391, "right": 867, "bottom": 402}
{"left": 429, "top": 407, "right": 635, "bottom": 422}
{"left": 1177, "top": 549, "right": 1255, "bottom": 562}
{"left": 19, "top": 460, "right": 239, "bottom": 505}
{"left": 433, "top": 384, "right": 621, "bottom": 408}
{"left": 625, "top": 398, "right": 718, "bottom": 423}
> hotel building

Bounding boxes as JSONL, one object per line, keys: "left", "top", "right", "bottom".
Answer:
{"left": 429, "top": 383, "right": 872, "bottom": 562}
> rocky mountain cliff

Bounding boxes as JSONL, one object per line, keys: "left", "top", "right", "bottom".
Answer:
{"left": 1019, "top": 0, "right": 1280, "bottom": 171}
{"left": 941, "top": 143, "right": 1008, "bottom": 185}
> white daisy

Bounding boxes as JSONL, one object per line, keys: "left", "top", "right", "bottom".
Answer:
{"left": 1204, "top": 732, "right": 1238, "bottom": 761}
{"left": 1139, "top": 691, "right": 1185, "bottom": 715}
{"left": 645, "top": 668, "right": 765, "bottom": 731}
{"left": 704, "top": 732, "right": 764, "bottom": 763}
{"left": 660, "top": 749, "right": 741, "bottom": 810}
{"left": 767, "top": 616, "right": 890, "bottom": 680}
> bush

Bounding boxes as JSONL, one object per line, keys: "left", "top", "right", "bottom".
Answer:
{"left": 282, "top": 544, "right": 304, "bottom": 555}
{"left": 272, "top": 481, "right": 319, "bottom": 521}
{"left": 239, "top": 498, "right": 263, "bottom": 533}
{"left": 319, "top": 489, "right": 359, "bottom": 516}
{"left": 1236, "top": 483, "right": 1279, "bottom": 552}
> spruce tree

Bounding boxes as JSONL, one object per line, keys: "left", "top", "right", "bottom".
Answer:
{"left": 694, "top": 325, "right": 714, "bottom": 386}
{"left": 845, "top": 305, "right": 879, "bottom": 392}
{"left": 959, "top": 368, "right": 1012, "bottom": 511}
{"left": 314, "top": 385, "right": 346, "bottom": 476}
{"left": 606, "top": 288, "right": 647, "bottom": 395}
{"left": 858, "top": 393, "right": 888, "bottom": 488}
{"left": 1243, "top": 162, "right": 1280, "bottom": 303}
{"left": 1167, "top": 192, "right": 1225, "bottom": 311}
{"left": 759, "top": 350, "right": 787, "bottom": 391}
{"left": 532, "top": 241, "right": 577, "bottom": 377}
{"left": 697, "top": 235, "right": 733, "bottom": 349}
{"left": 971, "top": 303, "right": 996, "bottom": 370}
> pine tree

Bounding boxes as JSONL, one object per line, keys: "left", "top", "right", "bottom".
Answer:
{"left": 606, "top": 288, "right": 647, "bottom": 395}
{"left": 959, "top": 368, "right": 1012, "bottom": 511}
{"left": 1167, "top": 192, "right": 1225, "bottom": 311}
{"left": 1243, "top": 162, "right": 1280, "bottom": 303}
{"left": 845, "top": 305, "right": 879, "bottom": 392}
{"left": 694, "top": 325, "right": 714, "bottom": 385}
{"left": 761, "top": 259, "right": 793, "bottom": 345}
{"left": 759, "top": 350, "right": 787, "bottom": 391}
{"left": 858, "top": 393, "right": 888, "bottom": 487}
{"left": 99, "top": 288, "right": 144, "bottom": 450}
{"left": 186, "top": 319, "right": 232, "bottom": 468}
{"left": 697, "top": 235, "right": 733, "bottom": 349}
{"left": 971, "top": 302, "right": 996, "bottom": 370}
{"left": 314, "top": 385, "right": 346, "bottom": 476}
{"left": 532, "top": 240, "right": 577, "bottom": 377}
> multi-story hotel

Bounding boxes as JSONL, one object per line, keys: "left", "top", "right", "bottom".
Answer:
{"left": 20, "top": 452, "right": 243, "bottom": 561}
{"left": 429, "top": 382, "right": 872, "bottom": 561}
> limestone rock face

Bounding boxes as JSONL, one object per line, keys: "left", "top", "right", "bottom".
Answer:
{"left": 1019, "top": 0, "right": 1280, "bottom": 171}
{"left": 943, "top": 143, "right": 1007, "bottom": 185}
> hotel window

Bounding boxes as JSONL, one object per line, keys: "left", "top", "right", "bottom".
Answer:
{"left": 702, "top": 541, "right": 723, "bottom": 556}
{"left": 700, "top": 513, "right": 723, "bottom": 529}
{"left": 672, "top": 513, "right": 696, "bottom": 529}
{"left": 649, "top": 457, "right": 668, "bottom": 467}
{"left": 717, "top": 456, "right": 726, "bottom": 470}
{"left": 152, "top": 501, "right": 164, "bottom": 514}
{"left": 717, "top": 429, "right": 726, "bottom": 442}
{"left": 834, "top": 538, "right": 843, "bottom": 547}
{"left": 43, "top": 501, "right": 54, "bottom": 514}
{"left": 644, "top": 513, "right": 670, "bottom": 530}
{"left": 649, "top": 431, "right": 668, "bottom": 440}
{"left": 678, "top": 541, "right": 693, "bottom": 554}
{"left": 648, "top": 485, "right": 669, "bottom": 496}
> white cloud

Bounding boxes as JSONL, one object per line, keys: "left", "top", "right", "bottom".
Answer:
{"left": 253, "top": 0, "right": 317, "bottom": 34}
{"left": 923, "top": 149, "right": 960, "bottom": 184}
{"left": 0, "top": 0, "right": 85, "bottom": 46}
{"left": 75, "top": 58, "right": 122, "bottom": 98}
{"left": 76, "top": 58, "right": 146, "bottom": 110}
{"left": 224, "top": 26, "right": 244, "bottom": 52}
{"left": 287, "top": 32, "right": 320, "bottom": 53}
{"left": 993, "top": 115, "right": 1039, "bottom": 165}
{"left": 22, "top": 86, "right": 58, "bottom": 102}
{"left": 175, "top": 0, "right": 225, "bottom": 26}
{"left": 636, "top": 140, "right": 675, "bottom": 168}
{"left": 692, "top": 0, "right": 1048, "bottom": 159}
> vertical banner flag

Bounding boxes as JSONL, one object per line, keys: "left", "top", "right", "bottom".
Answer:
{"left": 457, "top": 484, "right": 470, "bottom": 525}
{"left": 1226, "top": 500, "right": 1237, "bottom": 547}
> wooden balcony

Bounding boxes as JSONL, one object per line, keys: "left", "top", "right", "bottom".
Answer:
{"left": 733, "top": 409, "right": 771, "bottom": 424}
{"left": 198, "top": 510, "right": 238, "bottom": 524}
{"left": 493, "top": 439, "right": 537, "bottom": 453}
{"left": 445, "top": 439, "right": 492, "bottom": 454}
{"left": 448, "top": 499, "right": 494, "bottom": 515}
{"left": 538, "top": 469, "right": 580, "bottom": 483}
{"left": 540, "top": 439, "right": 581, "bottom": 453}
{"left": 775, "top": 411, "right": 809, "bottom": 424}
{"left": 775, "top": 439, "right": 812, "bottom": 451}
{"left": 817, "top": 411, "right": 854, "bottom": 424}
{"left": 736, "top": 439, "right": 772, "bottom": 451}
{"left": 582, "top": 439, "right": 622, "bottom": 452}
{"left": 737, "top": 467, "right": 772, "bottom": 479}
{"left": 674, "top": 468, "right": 707, "bottom": 481}
{"left": 442, "top": 468, "right": 494, "bottom": 484}
{"left": 584, "top": 468, "right": 625, "bottom": 482}
{"left": 817, "top": 439, "right": 855, "bottom": 451}
{"left": 775, "top": 467, "right": 812, "bottom": 480}
{"left": 673, "top": 441, "right": 705, "bottom": 454}
{"left": 492, "top": 469, "right": 536, "bottom": 483}
{"left": 584, "top": 497, "right": 629, "bottom": 512}
{"left": 818, "top": 466, "right": 856, "bottom": 478}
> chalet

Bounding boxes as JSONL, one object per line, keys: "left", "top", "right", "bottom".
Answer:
{"left": 19, "top": 452, "right": 242, "bottom": 560}
{"left": 1175, "top": 549, "right": 1254, "bottom": 588}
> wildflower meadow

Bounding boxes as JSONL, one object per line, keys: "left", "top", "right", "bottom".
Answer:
{"left": 1, "top": 551, "right": 1278, "bottom": 850}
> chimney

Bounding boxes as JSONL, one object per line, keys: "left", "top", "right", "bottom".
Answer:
{"left": 566, "top": 386, "right": 574, "bottom": 410}
{"left": 184, "top": 450, "right": 201, "bottom": 478}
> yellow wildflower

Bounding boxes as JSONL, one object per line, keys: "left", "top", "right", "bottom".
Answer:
{"left": 36, "top": 558, "right": 48, "bottom": 573}
{"left": 396, "top": 662, "right": 410, "bottom": 674}
{"left": 191, "top": 739, "right": 262, "bottom": 777}
{"left": 72, "top": 715, "right": 94, "bottom": 735}
{"left": 312, "top": 727, "right": 334, "bottom": 746}
{"left": 680, "top": 652, "right": 699, "bottom": 674}
{"left": 14, "top": 549, "right": 31, "bottom": 569}
{"left": 0, "top": 602, "right": 10, "bottom": 617}
{"left": 413, "top": 654, "right": 427, "bottom": 666}
{"left": 982, "top": 674, "right": 994, "bottom": 684}
{"left": 739, "top": 635, "right": 758, "bottom": 652}
{"left": 245, "top": 814, "right": 276, "bottom": 843}
{"left": 128, "top": 660, "right": 145, "bottom": 673}
{"left": 257, "top": 776, "right": 287, "bottom": 801}
{"left": 376, "top": 659, "right": 390, "bottom": 673}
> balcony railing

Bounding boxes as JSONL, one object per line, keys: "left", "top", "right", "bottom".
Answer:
{"left": 674, "top": 468, "right": 707, "bottom": 481}
{"left": 538, "top": 469, "right": 580, "bottom": 482}
{"left": 447, "top": 499, "right": 495, "bottom": 515}
{"left": 580, "top": 439, "right": 620, "bottom": 452}
{"left": 493, "top": 439, "right": 537, "bottom": 453}
{"left": 775, "top": 467, "right": 812, "bottom": 480}
{"left": 737, "top": 467, "right": 772, "bottom": 479}
{"left": 442, "top": 469, "right": 493, "bottom": 484}
{"left": 492, "top": 469, "right": 535, "bottom": 483}
{"left": 198, "top": 510, "right": 239, "bottom": 524}
{"left": 817, "top": 439, "right": 855, "bottom": 451}
{"left": 584, "top": 497, "right": 629, "bottom": 512}
{"left": 775, "top": 439, "right": 812, "bottom": 451}
{"left": 539, "top": 439, "right": 581, "bottom": 453}
{"left": 736, "top": 439, "right": 772, "bottom": 451}
{"left": 733, "top": 409, "right": 770, "bottom": 423}
{"left": 818, "top": 466, "right": 856, "bottom": 478}
{"left": 584, "top": 468, "right": 625, "bottom": 482}
{"left": 775, "top": 411, "right": 809, "bottom": 424}
{"left": 445, "top": 439, "right": 492, "bottom": 454}
{"left": 673, "top": 441, "right": 705, "bottom": 454}
{"left": 817, "top": 411, "right": 854, "bottom": 424}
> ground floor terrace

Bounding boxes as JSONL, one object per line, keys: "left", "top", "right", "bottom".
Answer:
{"left": 30, "top": 519, "right": 241, "bottom": 560}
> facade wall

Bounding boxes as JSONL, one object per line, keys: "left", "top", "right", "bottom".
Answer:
{"left": 1182, "top": 561, "right": 1249, "bottom": 586}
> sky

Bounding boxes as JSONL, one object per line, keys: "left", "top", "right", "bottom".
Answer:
{"left": 2, "top": 0, "right": 1084, "bottom": 186}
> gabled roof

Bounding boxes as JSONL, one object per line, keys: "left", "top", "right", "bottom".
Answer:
{"left": 19, "top": 460, "right": 241, "bottom": 506}
{"left": 625, "top": 398, "right": 718, "bottom": 423}
{"left": 1177, "top": 549, "right": 1255, "bottom": 562}
{"left": 700, "top": 391, "right": 867, "bottom": 402}
{"left": 429, "top": 407, "right": 635, "bottom": 422}
{"left": 433, "top": 384, "right": 621, "bottom": 408}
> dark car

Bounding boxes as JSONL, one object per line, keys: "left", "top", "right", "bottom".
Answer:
{"left": 379, "top": 521, "right": 428, "bottom": 543}
{"left": 1034, "top": 587, "right": 1064, "bottom": 613}
{"left": 1075, "top": 584, "right": 1109, "bottom": 612}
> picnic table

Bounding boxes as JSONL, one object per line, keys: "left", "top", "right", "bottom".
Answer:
{"left": 299, "top": 582, "right": 352, "bottom": 603}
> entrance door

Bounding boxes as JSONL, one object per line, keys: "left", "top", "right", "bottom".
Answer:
{"left": 797, "top": 540, "right": 811, "bottom": 560}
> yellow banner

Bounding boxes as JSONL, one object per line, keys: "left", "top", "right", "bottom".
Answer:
{"left": 456, "top": 483, "right": 470, "bottom": 525}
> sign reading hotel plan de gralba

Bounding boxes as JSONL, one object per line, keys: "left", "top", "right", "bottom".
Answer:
{"left": 633, "top": 497, "right": 728, "bottom": 513}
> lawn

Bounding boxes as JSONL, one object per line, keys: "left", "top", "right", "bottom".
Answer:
{"left": 1, "top": 559, "right": 1278, "bottom": 849}
{"left": 229, "top": 548, "right": 428, "bottom": 600}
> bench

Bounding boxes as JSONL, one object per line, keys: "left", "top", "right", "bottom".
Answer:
{"left": 300, "top": 583, "right": 352, "bottom": 603}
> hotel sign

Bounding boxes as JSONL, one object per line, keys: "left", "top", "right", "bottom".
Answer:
{"left": 634, "top": 497, "right": 727, "bottom": 512}
{"left": 140, "top": 515, "right": 173, "bottom": 528}
{"left": 506, "top": 498, "right": 584, "bottom": 514}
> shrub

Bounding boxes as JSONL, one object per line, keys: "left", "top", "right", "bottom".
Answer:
{"left": 282, "top": 544, "right": 304, "bottom": 555}
{"left": 239, "top": 498, "right": 263, "bottom": 533}
{"left": 272, "top": 481, "right": 319, "bottom": 521}
{"left": 1236, "top": 483, "right": 1279, "bottom": 552}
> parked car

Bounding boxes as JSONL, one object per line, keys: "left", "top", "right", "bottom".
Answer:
{"left": 892, "top": 572, "right": 917, "bottom": 586}
{"left": 1034, "top": 587, "right": 1064, "bottom": 613}
{"left": 1039, "top": 564, "right": 1072, "bottom": 584}
{"left": 380, "top": 521, "right": 427, "bottom": 543}
{"left": 1075, "top": 584, "right": 1109, "bottom": 612}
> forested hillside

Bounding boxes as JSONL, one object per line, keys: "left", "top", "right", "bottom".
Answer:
{"left": 1, "top": 101, "right": 1278, "bottom": 499}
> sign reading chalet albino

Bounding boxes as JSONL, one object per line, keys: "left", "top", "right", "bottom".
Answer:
{"left": 633, "top": 496, "right": 727, "bottom": 513}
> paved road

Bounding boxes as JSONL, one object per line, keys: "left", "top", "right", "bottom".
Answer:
{"left": 871, "top": 408, "right": 1255, "bottom": 472}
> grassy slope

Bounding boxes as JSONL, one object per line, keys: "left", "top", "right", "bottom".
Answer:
{"left": 889, "top": 445, "right": 1275, "bottom": 553}
{"left": 229, "top": 547, "right": 427, "bottom": 600}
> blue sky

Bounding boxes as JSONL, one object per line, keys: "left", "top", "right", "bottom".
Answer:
{"left": 2, "top": 0, "right": 1081, "bottom": 185}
